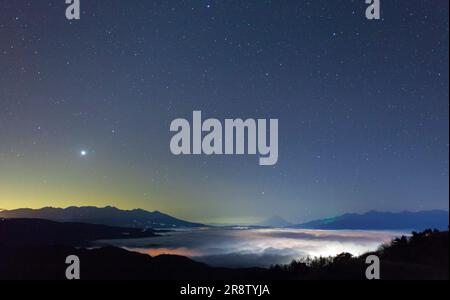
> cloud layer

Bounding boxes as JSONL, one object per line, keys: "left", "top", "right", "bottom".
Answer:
{"left": 99, "top": 228, "right": 405, "bottom": 268}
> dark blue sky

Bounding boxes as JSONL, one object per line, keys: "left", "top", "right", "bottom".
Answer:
{"left": 0, "top": 0, "right": 448, "bottom": 224}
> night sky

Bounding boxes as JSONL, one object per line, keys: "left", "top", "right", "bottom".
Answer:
{"left": 0, "top": 0, "right": 448, "bottom": 224}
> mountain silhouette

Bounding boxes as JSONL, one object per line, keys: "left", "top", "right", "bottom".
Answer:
{"left": 292, "top": 210, "right": 449, "bottom": 230}
{"left": 0, "top": 206, "right": 204, "bottom": 229}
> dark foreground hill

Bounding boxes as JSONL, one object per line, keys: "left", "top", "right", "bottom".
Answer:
{"left": 0, "top": 218, "right": 156, "bottom": 246}
{"left": 270, "top": 229, "right": 448, "bottom": 280}
{"left": 0, "top": 245, "right": 270, "bottom": 280}
{"left": 293, "top": 210, "right": 449, "bottom": 231}
{"left": 0, "top": 206, "right": 204, "bottom": 228}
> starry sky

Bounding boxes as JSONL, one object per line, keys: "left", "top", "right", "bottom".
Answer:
{"left": 0, "top": 0, "right": 448, "bottom": 224}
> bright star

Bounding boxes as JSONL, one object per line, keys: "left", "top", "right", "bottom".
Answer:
{"left": 80, "top": 150, "right": 87, "bottom": 157}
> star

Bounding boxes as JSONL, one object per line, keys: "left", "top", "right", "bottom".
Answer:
{"left": 80, "top": 150, "right": 87, "bottom": 157}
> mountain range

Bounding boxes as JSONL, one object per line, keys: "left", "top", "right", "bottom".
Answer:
{"left": 0, "top": 218, "right": 156, "bottom": 246}
{"left": 292, "top": 210, "right": 449, "bottom": 231}
{"left": 1, "top": 206, "right": 448, "bottom": 231}
{"left": 0, "top": 206, "right": 204, "bottom": 229}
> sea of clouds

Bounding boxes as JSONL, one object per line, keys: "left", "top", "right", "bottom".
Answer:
{"left": 97, "top": 228, "right": 406, "bottom": 268}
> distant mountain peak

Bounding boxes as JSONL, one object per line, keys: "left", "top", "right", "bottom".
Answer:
{"left": 258, "top": 215, "right": 292, "bottom": 228}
